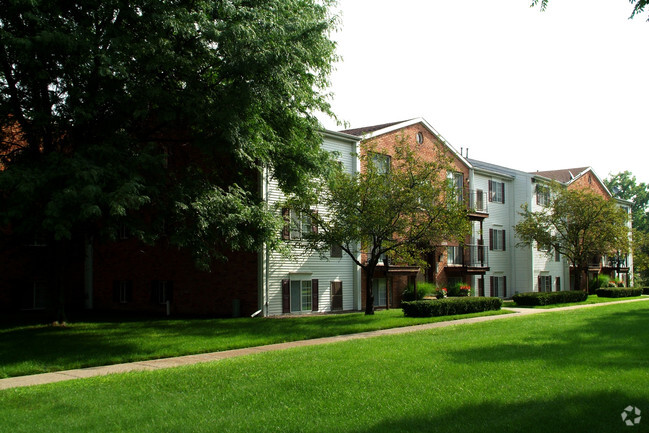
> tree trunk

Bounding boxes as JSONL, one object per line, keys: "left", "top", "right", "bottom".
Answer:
{"left": 50, "top": 238, "right": 69, "bottom": 323}
{"left": 364, "top": 263, "right": 375, "bottom": 315}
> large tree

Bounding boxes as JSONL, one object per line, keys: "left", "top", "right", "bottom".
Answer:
{"left": 0, "top": 0, "right": 339, "bottom": 319}
{"left": 287, "top": 137, "right": 471, "bottom": 315}
{"left": 515, "top": 183, "right": 630, "bottom": 291}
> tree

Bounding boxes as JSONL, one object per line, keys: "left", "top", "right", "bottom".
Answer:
{"left": 605, "top": 171, "right": 649, "bottom": 233}
{"left": 606, "top": 171, "right": 649, "bottom": 284}
{"left": 287, "top": 136, "right": 471, "bottom": 315}
{"left": 0, "top": 0, "right": 339, "bottom": 319}
{"left": 515, "top": 183, "right": 630, "bottom": 291}
{"left": 530, "top": 0, "right": 649, "bottom": 20}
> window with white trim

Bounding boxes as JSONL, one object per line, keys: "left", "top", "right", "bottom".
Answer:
{"left": 536, "top": 184, "right": 550, "bottom": 206}
{"left": 373, "top": 278, "right": 387, "bottom": 307}
{"left": 490, "top": 229, "right": 506, "bottom": 251}
{"left": 489, "top": 180, "right": 505, "bottom": 204}
{"left": 290, "top": 280, "right": 312, "bottom": 312}
{"left": 22, "top": 281, "right": 47, "bottom": 310}
{"left": 539, "top": 275, "right": 552, "bottom": 292}
{"left": 370, "top": 152, "right": 391, "bottom": 175}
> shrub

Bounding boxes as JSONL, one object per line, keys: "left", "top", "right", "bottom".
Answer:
{"left": 511, "top": 291, "right": 588, "bottom": 306}
{"left": 435, "top": 288, "right": 448, "bottom": 299}
{"left": 643, "top": 287, "right": 649, "bottom": 295}
{"left": 402, "top": 297, "right": 502, "bottom": 317}
{"left": 589, "top": 274, "right": 610, "bottom": 294}
{"left": 402, "top": 282, "right": 436, "bottom": 301}
{"left": 595, "top": 287, "right": 643, "bottom": 298}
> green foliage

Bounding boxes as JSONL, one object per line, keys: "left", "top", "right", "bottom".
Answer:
{"left": 643, "top": 287, "right": 649, "bottom": 295}
{"left": 401, "top": 297, "right": 503, "bottom": 317}
{"left": 401, "top": 282, "right": 436, "bottom": 302}
{"left": 515, "top": 182, "right": 630, "bottom": 290}
{"left": 0, "top": 0, "right": 339, "bottom": 267}
{"left": 530, "top": 0, "right": 649, "bottom": 20}
{"left": 512, "top": 291, "right": 588, "bottom": 306}
{"left": 589, "top": 274, "right": 611, "bottom": 291}
{"left": 595, "top": 287, "right": 643, "bottom": 298}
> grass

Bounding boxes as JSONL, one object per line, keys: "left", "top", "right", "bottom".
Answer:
{"left": 0, "top": 308, "right": 511, "bottom": 379}
{"left": 1, "top": 302, "right": 647, "bottom": 433}
{"left": 502, "top": 294, "right": 646, "bottom": 309}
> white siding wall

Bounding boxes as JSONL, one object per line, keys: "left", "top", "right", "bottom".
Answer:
{"left": 261, "top": 133, "right": 361, "bottom": 316}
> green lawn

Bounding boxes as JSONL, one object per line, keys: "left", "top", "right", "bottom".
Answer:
{"left": 0, "top": 309, "right": 510, "bottom": 378}
{"left": 502, "top": 294, "right": 646, "bottom": 309}
{"left": 1, "top": 302, "right": 647, "bottom": 433}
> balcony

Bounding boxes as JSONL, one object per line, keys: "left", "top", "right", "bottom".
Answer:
{"left": 445, "top": 245, "right": 490, "bottom": 274}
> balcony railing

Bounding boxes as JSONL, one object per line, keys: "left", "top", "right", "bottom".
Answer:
{"left": 447, "top": 245, "right": 489, "bottom": 268}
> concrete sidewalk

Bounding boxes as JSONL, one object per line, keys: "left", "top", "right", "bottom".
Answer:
{"left": 2, "top": 296, "right": 648, "bottom": 391}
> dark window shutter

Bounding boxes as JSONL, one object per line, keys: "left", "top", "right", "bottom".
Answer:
{"left": 537, "top": 276, "right": 542, "bottom": 292}
{"left": 489, "top": 276, "right": 494, "bottom": 297}
{"left": 503, "top": 276, "right": 507, "bottom": 298}
{"left": 478, "top": 278, "right": 484, "bottom": 297}
{"left": 311, "top": 210, "right": 318, "bottom": 234}
{"left": 311, "top": 279, "right": 319, "bottom": 311}
{"left": 556, "top": 277, "right": 561, "bottom": 292}
{"left": 331, "top": 281, "right": 343, "bottom": 310}
{"left": 502, "top": 230, "right": 506, "bottom": 251}
{"left": 113, "top": 280, "right": 120, "bottom": 303}
{"left": 281, "top": 208, "right": 290, "bottom": 240}
{"left": 282, "top": 279, "right": 290, "bottom": 313}
{"left": 488, "top": 180, "right": 493, "bottom": 202}
{"left": 489, "top": 229, "right": 494, "bottom": 250}
{"left": 501, "top": 182, "right": 505, "bottom": 204}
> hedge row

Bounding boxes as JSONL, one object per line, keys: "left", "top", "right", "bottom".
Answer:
{"left": 595, "top": 287, "right": 643, "bottom": 298}
{"left": 511, "top": 290, "right": 587, "bottom": 306}
{"left": 643, "top": 287, "right": 649, "bottom": 295}
{"left": 402, "top": 297, "right": 502, "bottom": 318}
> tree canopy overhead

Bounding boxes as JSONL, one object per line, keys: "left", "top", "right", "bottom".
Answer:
{"left": 515, "top": 183, "right": 630, "bottom": 290}
{"left": 531, "top": 0, "right": 649, "bottom": 20}
{"left": 0, "top": 0, "right": 339, "bottom": 266}
{"left": 288, "top": 136, "right": 471, "bottom": 315}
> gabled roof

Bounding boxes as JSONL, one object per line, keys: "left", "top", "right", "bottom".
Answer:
{"left": 340, "top": 120, "right": 412, "bottom": 137}
{"left": 531, "top": 167, "right": 591, "bottom": 184}
{"left": 339, "top": 117, "right": 472, "bottom": 169}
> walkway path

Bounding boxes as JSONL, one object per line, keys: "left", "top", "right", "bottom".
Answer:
{"left": 1, "top": 297, "right": 648, "bottom": 391}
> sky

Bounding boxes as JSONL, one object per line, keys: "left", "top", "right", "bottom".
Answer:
{"left": 318, "top": 0, "right": 649, "bottom": 184}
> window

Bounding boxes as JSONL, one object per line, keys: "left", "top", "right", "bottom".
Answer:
{"left": 555, "top": 277, "right": 561, "bottom": 292}
{"left": 370, "top": 152, "right": 391, "bottom": 175}
{"left": 489, "top": 229, "right": 506, "bottom": 251}
{"left": 490, "top": 276, "right": 507, "bottom": 298}
{"left": 290, "top": 280, "right": 312, "bottom": 312}
{"left": 538, "top": 275, "right": 552, "bottom": 292}
{"left": 536, "top": 185, "right": 550, "bottom": 206}
{"left": 281, "top": 208, "right": 317, "bottom": 240}
{"left": 447, "top": 246, "right": 463, "bottom": 265}
{"left": 447, "top": 171, "right": 464, "bottom": 202}
{"left": 488, "top": 180, "right": 505, "bottom": 204}
{"left": 330, "top": 243, "right": 343, "bottom": 258}
{"left": 22, "top": 281, "right": 47, "bottom": 310}
{"left": 151, "top": 280, "right": 173, "bottom": 304}
{"left": 373, "top": 278, "right": 387, "bottom": 307}
{"left": 416, "top": 132, "right": 424, "bottom": 144}
{"left": 282, "top": 278, "right": 318, "bottom": 313}
{"left": 554, "top": 248, "right": 561, "bottom": 262}
{"left": 113, "top": 280, "right": 133, "bottom": 304}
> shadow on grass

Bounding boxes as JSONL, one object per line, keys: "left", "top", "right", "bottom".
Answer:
{"left": 444, "top": 306, "right": 649, "bottom": 370}
{"left": 0, "top": 309, "right": 464, "bottom": 377}
{"left": 352, "top": 391, "right": 648, "bottom": 433}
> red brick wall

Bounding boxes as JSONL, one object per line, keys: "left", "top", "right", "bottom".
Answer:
{"left": 568, "top": 170, "right": 610, "bottom": 198}
{"left": 93, "top": 239, "right": 258, "bottom": 317}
